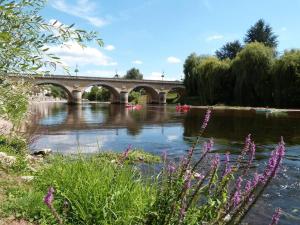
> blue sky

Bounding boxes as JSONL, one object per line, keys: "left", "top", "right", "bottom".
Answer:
{"left": 43, "top": 0, "right": 300, "bottom": 80}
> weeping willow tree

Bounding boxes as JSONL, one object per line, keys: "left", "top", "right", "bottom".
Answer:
{"left": 196, "top": 57, "right": 232, "bottom": 105}
{"left": 183, "top": 54, "right": 232, "bottom": 105}
{"left": 183, "top": 53, "right": 203, "bottom": 96}
{"left": 231, "top": 42, "right": 275, "bottom": 106}
{"left": 273, "top": 50, "right": 300, "bottom": 108}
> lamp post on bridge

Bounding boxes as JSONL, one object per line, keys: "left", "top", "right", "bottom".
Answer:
{"left": 161, "top": 71, "right": 165, "bottom": 81}
{"left": 74, "top": 64, "right": 79, "bottom": 77}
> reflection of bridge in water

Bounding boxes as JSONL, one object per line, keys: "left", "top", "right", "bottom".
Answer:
{"left": 26, "top": 102, "right": 182, "bottom": 136}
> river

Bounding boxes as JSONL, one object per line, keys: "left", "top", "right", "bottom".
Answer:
{"left": 25, "top": 102, "right": 300, "bottom": 225}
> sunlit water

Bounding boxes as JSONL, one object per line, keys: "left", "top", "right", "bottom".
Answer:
{"left": 25, "top": 102, "right": 300, "bottom": 225}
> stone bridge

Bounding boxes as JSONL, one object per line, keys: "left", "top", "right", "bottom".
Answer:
{"left": 11, "top": 75, "right": 185, "bottom": 104}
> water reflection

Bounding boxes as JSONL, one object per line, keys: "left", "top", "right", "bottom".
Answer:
{"left": 24, "top": 102, "right": 300, "bottom": 224}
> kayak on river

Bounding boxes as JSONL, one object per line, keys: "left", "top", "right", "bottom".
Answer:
{"left": 176, "top": 104, "right": 191, "bottom": 112}
{"left": 125, "top": 104, "right": 143, "bottom": 110}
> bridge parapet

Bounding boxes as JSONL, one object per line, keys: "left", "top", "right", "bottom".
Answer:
{"left": 8, "top": 75, "right": 185, "bottom": 104}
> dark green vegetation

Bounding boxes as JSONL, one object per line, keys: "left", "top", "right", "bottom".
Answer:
{"left": 83, "top": 86, "right": 110, "bottom": 102}
{"left": 124, "top": 68, "right": 143, "bottom": 80}
{"left": 184, "top": 19, "right": 300, "bottom": 108}
{"left": 46, "top": 85, "right": 67, "bottom": 99}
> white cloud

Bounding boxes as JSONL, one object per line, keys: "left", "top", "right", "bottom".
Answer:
{"left": 167, "top": 56, "right": 181, "bottom": 64}
{"left": 104, "top": 45, "right": 115, "bottom": 51}
{"left": 132, "top": 60, "right": 143, "bottom": 65}
{"left": 51, "top": 0, "right": 108, "bottom": 27}
{"left": 206, "top": 35, "right": 224, "bottom": 41}
{"left": 48, "top": 41, "right": 117, "bottom": 67}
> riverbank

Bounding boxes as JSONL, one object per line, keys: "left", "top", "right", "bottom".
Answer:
{"left": 190, "top": 105, "right": 300, "bottom": 112}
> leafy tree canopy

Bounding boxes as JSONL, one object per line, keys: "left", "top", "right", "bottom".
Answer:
{"left": 0, "top": 0, "right": 103, "bottom": 76}
{"left": 215, "top": 40, "right": 243, "bottom": 60}
{"left": 232, "top": 42, "right": 275, "bottom": 106}
{"left": 244, "top": 19, "right": 278, "bottom": 48}
{"left": 273, "top": 49, "right": 300, "bottom": 107}
{"left": 124, "top": 68, "right": 143, "bottom": 80}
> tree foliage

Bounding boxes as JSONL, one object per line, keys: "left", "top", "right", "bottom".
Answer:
{"left": 0, "top": 80, "right": 28, "bottom": 125}
{"left": 244, "top": 19, "right": 278, "bottom": 48}
{"left": 124, "top": 68, "right": 143, "bottom": 80}
{"left": 87, "top": 86, "right": 110, "bottom": 102}
{"left": 0, "top": 0, "right": 103, "bottom": 75}
{"left": 215, "top": 40, "right": 243, "bottom": 60}
{"left": 273, "top": 50, "right": 300, "bottom": 108}
{"left": 0, "top": 0, "right": 102, "bottom": 126}
{"left": 232, "top": 42, "right": 274, "bottom": 106}
{"left": 183, "top": 54, "right": 232, "bottom": 105}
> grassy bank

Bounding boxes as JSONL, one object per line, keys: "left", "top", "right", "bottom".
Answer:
{"left": 0, "top": 135, "right": 160, "bottom": 224}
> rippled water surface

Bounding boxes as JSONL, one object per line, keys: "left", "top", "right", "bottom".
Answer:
{"left": 25, "top": 102, "right": 300, "bottom": 225}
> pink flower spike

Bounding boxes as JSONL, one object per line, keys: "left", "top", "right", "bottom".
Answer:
{"left": 44, "top": 187, "right": 55, "bottom": 208}
{"left": 269, "top": 208, "right": 282, "bottom": 225}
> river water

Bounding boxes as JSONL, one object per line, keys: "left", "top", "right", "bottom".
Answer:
{"left": 25, "top": 102, "right": 300, "bottom": 225}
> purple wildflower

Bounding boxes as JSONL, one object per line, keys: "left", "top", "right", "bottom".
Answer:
{"left": 223, "top": 152, "right": 232, "bottom": 177}
{"left": 201, "top": 109, "right": 212, "bottom": 130}
{"left": 269, "top": 208, "right": 282, "bottom": 225}
{"left": 244, "top": 134, "right": 252, "bottom": 153}
{"left": 245, "top": 180, "right": 251, "bottom": 193}
{"left": 248, "top": 141, "right": 256, "bottom": 165}
{"left": 168, "top": 163, "right": 176, "bottom": 174}
{"left": 252, "top": 172, "right": 263, "bottom": 187}
{"left": 203, "top": 139, "right": 214, "bottom": 154}
{"left": 233, "top": 191, "right": 241, "bottom": 208}
{"left": 245, "top": 180, "right": 254, "bottom": 202}
{"left": 261, "top": 139, "right": 285, "bottom": 183}
{"left": 233, "top": 177, "right": 242, "bottom": 207}
{"left": 194, "top": 172, "right": 204, "bottom": 180}
{"left": 44, "top": 187, "right": 55, "bottom": 208}
{"left": 122, "top": 144, "right": 132, "bottom": 159}
{"left": 184, "top": 171, "right": 192, "bottom": 190}
{"left": 211, "top": 154, "right": 220, "bottom": 169}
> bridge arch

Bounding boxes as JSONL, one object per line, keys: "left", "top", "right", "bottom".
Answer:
{"left": 166, "top": 86, "right": 186, "bottom": 103}
{"left": 128, "top": 84, "right": 160, "bottom": 104}
{"left": 82, "top": 82, "right": 121, "bottom": 103}
{"left": 33, "top": 80, "right": 73, "bottom": 103}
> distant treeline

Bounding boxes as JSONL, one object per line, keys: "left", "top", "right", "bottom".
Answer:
{"left": 183, "top": 19, "right": 300, "bottom": 108}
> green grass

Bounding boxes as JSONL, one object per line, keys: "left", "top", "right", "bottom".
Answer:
{"left": 4, "top": 155, "right": 156, "bottom": 225}
{"left": 166, "top": 92, "right": 179, "bottom": 104}
{"left": 0, "top": 135, "right": 29, "bottom": 173}
{"left": 96, "top": 149, "right": 161, "bottom": 164}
